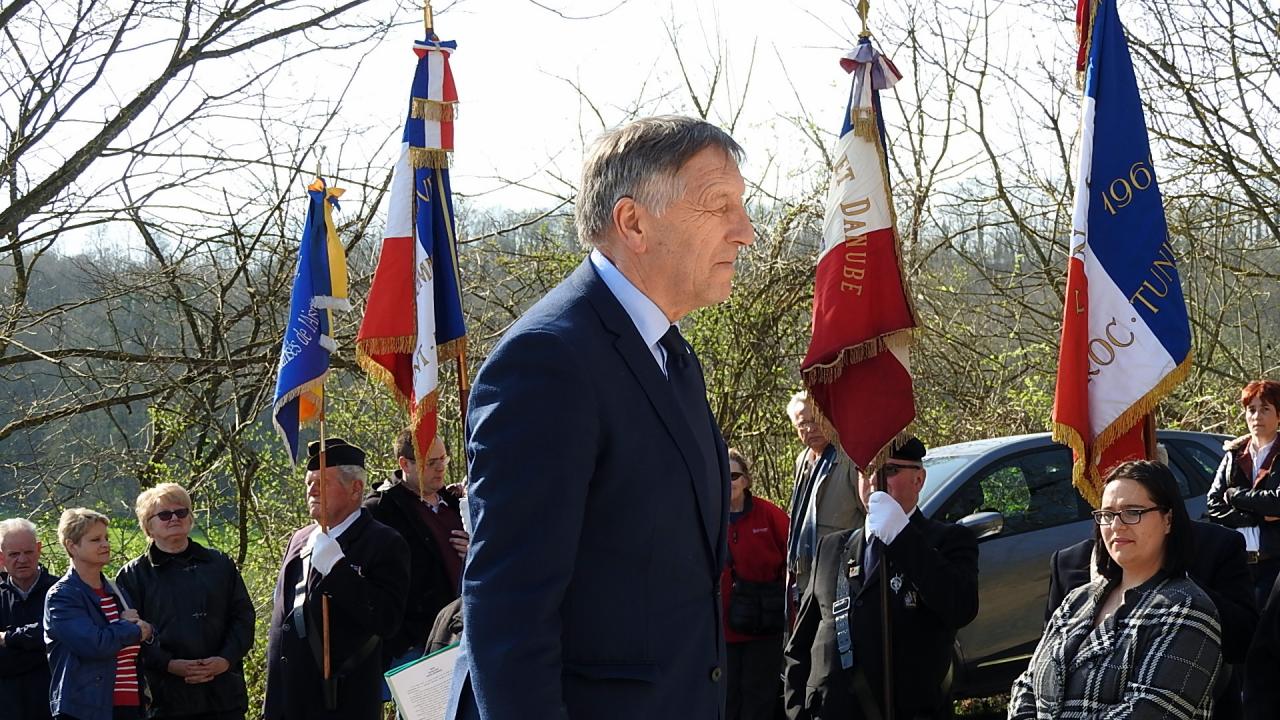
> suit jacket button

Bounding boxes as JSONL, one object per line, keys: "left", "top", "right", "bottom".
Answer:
{"left": 710, "top": 666, "right": 722, "bottom": 682}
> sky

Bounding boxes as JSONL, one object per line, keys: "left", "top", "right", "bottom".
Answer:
{"left": 331, "top": 0, "right": 1065, "bottom": 211}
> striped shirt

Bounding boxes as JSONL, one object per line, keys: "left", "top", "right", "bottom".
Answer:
{"left": 94, "top": 586, "right": 141, "bottom": 707}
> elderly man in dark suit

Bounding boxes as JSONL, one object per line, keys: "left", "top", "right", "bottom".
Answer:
{"left": 264, "top": 438, "right": 411, "bottom": 720}
{"left": 448, "top": 115, "right": 753, "bottom": 720}
{"left": 1046, "top": 519, "right": 1255, "bottom": 718}
{"left": 783, "top": 437, "right": 980, "bottom": 720}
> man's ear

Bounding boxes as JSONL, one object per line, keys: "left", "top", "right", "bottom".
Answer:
{"left": 611, "top": 196, "right": 647, "bottom": 254}
{"left": 397, "top": 456, "right": 412, "bottom": 474}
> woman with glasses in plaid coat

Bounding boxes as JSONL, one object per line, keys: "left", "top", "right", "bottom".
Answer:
{"left": 1009, "top": 461, "right": 1223, "bottom": 719}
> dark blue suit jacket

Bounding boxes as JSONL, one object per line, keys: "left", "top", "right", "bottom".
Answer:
{"left": 450, "top": 258, "right": 729, "bottom": 719}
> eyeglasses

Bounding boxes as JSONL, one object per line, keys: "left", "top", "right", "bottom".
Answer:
{"left": 882, "top": 463, "right": 922, "bottom": 477}
{"left": 150, "top": 508, "right": 191, "bottom": 522}
{"left": 1091, "top": 506, "right": 1167, "bottom": 526}
{"left": 425, "top": 456, "right": 450, "bottom": 469}
{"left": 730, "top": 471, "right": 746, "bottom": 481}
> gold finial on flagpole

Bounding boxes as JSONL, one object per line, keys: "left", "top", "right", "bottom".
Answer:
{"left": 858, "top": 0, "right": 872, "bottom": 38}
{"left": 424, "top": 1, "right": 434, "bottom": 35}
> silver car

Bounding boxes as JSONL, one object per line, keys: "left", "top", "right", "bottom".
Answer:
{"left": 916, "top": 429, "right": 1229, "bottom": 699}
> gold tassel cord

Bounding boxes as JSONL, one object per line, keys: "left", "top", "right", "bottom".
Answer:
{"left": 410, "top": 147, "right": 452, "bottom": 169}
{"left": 411, "top": 98, "right": 458, "bottom": 122}
{"left": 850, "top": 107, "right": 879, "bottom": 143}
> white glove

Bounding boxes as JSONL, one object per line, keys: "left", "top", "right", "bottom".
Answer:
{"left": 866, "top": 491, "right": 910, "bottom": 545}
{"left": 308, "top": 529, "right": 345, "bottom": 576}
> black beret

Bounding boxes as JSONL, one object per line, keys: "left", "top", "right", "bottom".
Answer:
{"left": 306, "top": 437, "right": 367, "bottom": 471}
{"left": 890, "top": 436, "right": 927, "bottom": 463}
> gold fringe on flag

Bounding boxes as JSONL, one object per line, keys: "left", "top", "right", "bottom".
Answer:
{"left": 1052, "top": 420, "right": 1098, "bottom": 508}
{"left": 411, "top": 98, "right": 458, "bottom": 122}
{"left": 437, "top": 336, "right": 468, "bottom": 364}
{"left": 356, "top": 335, "right": 417, "bottom": 356}
{"left": 852, "top": 430, "right": 919, "bottom": 477}
{"left": 800, "top": 328, "right": 917, "bottom": 386}
{"left": 410, "top": 147, "right": 452, "bottom": 169}
{"left": 355, "top": 342, "right": 415, "bottom": 417}
{"left": 1054, "top": 352, "right": 1194, "bottom": 508}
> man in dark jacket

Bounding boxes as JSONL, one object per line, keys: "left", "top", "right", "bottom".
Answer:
{"left": 0, "top": 518, "right": 55, "bottom": 720}
{"left": 783, "top": 437, "right": 980, "bottom": 720}
{"left": 363, "top": 430, "right": 468, "bottom": 676}
{"left": 1046, "top": 520, "right": 1256, "bottom": 718}
{"left": 264, "top": 438, "right": 411, "bottom": 720}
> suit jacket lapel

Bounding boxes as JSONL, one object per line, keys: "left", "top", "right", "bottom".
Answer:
{"left": 574, "top": 260, "right": 720, "bottom": 560}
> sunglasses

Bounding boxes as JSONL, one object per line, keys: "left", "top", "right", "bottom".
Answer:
{"left": 882, "top": 463, "right": 922, "bottom": 477}
{"left": 151, "top": 508, "right": 191, "bottom": 522}
{"left": 730, "top": 471, "right": 746, "bottom": 480}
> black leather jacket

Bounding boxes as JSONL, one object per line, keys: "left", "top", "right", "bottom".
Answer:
{"left": 1206, "top": 436, "right": 1280, "bottom": 559}
{"left": 115, "top": 540, "right": 255, "bottom": 718}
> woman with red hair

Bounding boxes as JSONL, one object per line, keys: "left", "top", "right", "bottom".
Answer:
{"left": 1206, "top": 379, "right": 1280, "bottom": 606}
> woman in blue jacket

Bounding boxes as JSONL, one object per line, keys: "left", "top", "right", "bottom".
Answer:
{"left": 45, "top": 508, "right": 154, "bottom": 720}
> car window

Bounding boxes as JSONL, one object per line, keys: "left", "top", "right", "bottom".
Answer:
{"left": 1163, "top": 455, "right": 1193, "bottom": 497}
{"left": 1171, "top": 439, "right": 1224, "bottom": 480}
{"left": 938, "top": 446, "right": 1089, "bottom": 535}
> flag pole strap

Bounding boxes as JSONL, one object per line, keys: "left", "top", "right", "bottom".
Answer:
{"left": 318, "top": 401, "right": 333, "bottom": 692}
{"left": 875, "top": 466, "right": 896, "bottom": 720}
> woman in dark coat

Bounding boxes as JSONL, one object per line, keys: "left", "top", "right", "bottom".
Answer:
{"left": 115, "top": 484, "right": 254, "bottom": 720}
{"left": 1206, "top": 379, "right": 1280, "bottom": 608}
{"left": 1010, "top": 461, "right": 1222, "bottom": 719}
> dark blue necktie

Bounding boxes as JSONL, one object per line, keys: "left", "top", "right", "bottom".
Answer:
{"left": 659, "top": 325, "right": 721, "bottom": 519}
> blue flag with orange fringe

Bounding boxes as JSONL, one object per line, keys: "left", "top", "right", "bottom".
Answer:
{"left": 273, "top": 178, "right": 349, "bottom": 463}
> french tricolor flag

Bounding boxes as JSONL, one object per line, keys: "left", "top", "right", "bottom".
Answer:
{"left": 1052, "top": 0, "right": 1192, "bottom": 506}
{"left": 357, "top": 36, "right": 467, "bottom": 463}
{"left": 801, "top": 38, "right": 918, "bottom": 471}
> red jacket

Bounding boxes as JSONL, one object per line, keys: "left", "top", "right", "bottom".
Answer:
{"left": 721, "top": 492, "right": 790, "bottom": 642}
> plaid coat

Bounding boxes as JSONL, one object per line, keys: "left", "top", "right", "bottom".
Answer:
{"left": 1009, "top": 572, "right": 1222, "bottom": 720}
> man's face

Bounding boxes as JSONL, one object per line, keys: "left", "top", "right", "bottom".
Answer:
{"left": 402, "top": 436, "right": 449, "bottom": 498}
{"left": 2, "top": 530, "right": 40, "bottom": 585}
{"left": 306, "top": 467, "right": 363, "bottom": 525}
{"left": 634, "top": 146, "right": 753, "bottom": 319}
{"left": 858, "top": 462, "right": 926, "bottom": 512}
{"left": 789, "top": 404, "right": 829, "bottom": 453}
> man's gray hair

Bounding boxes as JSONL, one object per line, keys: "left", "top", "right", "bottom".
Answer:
{"left": 576, "top": 115, "right": 744, "bottom": 247}
{"left": 0, "top": 518, "right": 38, "bottom": 547}
{"left": 786, "top": 390, "right": 810, "bottom": 418}
{"left": 334, "top": 465, "right": 368, "bottom": 487}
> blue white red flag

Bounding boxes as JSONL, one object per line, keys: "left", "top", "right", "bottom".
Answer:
{"left": 1053, "top": 0, "right": 1192, "bottom": 505}
{"left": 801, "top": 37, "right": 917, "bottom": 470}
{"left": 357, "top": 35, "right": 467, "bottom": 462}
{"left": 272, "top": 179, "right": 349, "bottom": 463}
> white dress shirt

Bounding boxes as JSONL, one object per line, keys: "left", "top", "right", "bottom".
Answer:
{"left": 589, "top": 249, "right": 673, "bottom": 375}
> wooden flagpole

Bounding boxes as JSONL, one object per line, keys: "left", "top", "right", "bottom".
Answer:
{"left": 856, "top": 3, "right": 895, "bottom": 714}
{"left": 310, "top": 157, "right": 334, "bottom": 696}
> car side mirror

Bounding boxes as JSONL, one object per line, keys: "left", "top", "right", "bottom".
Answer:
{"left": 958, "top": 511, "right": 1004, "bottom": 540}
